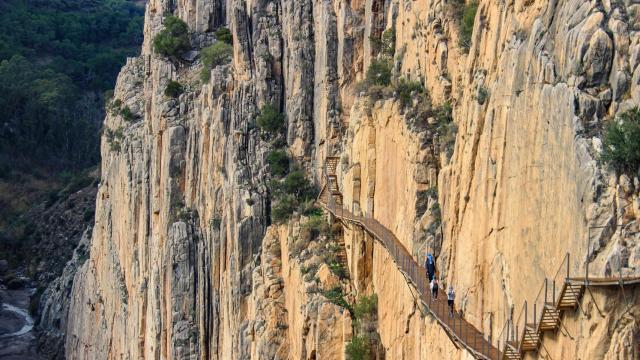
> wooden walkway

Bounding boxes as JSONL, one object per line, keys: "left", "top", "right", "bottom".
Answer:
{"left": 317, "top": 157, "right": 640, "bottom": 360}
{"left": 318, "top": 157, "right": 500, "bottom": 360}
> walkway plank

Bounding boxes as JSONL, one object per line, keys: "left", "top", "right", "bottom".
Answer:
{"left": 318, "top": 200, "right": 500, "bottom": 360}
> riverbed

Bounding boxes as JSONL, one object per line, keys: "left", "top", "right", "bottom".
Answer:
{"left": 0, "top": 286, "right": 44, "bottom": 360}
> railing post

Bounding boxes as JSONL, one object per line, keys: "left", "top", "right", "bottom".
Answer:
{"left": 553, "top": 279, "right": 556, "bottom": 305}
{"left": 566, "top": 252, "right": 570, "bottom": 280}
{"left": 524, "top": 301, "right": 527, "bottom": 331}
{"left": 533, "top": 303, "right": 537, "bottom": 328}
{"left": 544, "top": 278, "right": 548, "bottom": 304}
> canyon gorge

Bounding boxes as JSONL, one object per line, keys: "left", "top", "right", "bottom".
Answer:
{"left": 30, "top": 0, "right": 640, "bottom": 359}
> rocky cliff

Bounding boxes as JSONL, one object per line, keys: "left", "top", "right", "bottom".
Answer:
{"left": 62, "top": 0, "right": 640, "bottom": 359}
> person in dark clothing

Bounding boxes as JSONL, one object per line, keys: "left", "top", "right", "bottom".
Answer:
{"left": 447, "top": 286, "right": 455, "bottom": 317}
{"left": 425, "top": 253, "right": 436, "bottom": 282}
{"left": 431, "top": 279, "right": 439, "bottom": 299}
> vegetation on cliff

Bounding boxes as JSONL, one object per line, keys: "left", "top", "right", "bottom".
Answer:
{"left": 601, "top": 107, "right": 640, "bottom": 173}
{"left": 153, "top": 15, "right": 191, "bottom": 58}
{"left": 0, "top": 0, "right": 143, "bottom": 271}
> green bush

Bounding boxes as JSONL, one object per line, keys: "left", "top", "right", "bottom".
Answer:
{"left": 381, "top": 29, "right": 396, "bottom": 59}
{"left": 365, "top": 59, "right": 392, "bottom": 86}
{"left": 120, "top": 106, "right": 136, "bottom": 122}
{"left": 256, "top": 104, "right": 285, "bottom": 133}
{"left": 395, "top": 79, "right": 424, "bottom": 107}
{"left": 323, "top": 286, "right": 352, "bottom": 312}
{"left": 301, "top": 215, "right": 329, "bottom": 240}
{"left": 434, "top": 102, "right": 457, "bottom": 157}
{"left": 284, "top": 170, "right": 312, "bottom": 198}
{"left": 153, "top": 16, "right": 191, "bottom": 58}
{"left": 271, "top": 194, "right": 297, "bottom": 224}
{"left": 269, "top": 170, "right": 315, "bottom": 224}
{"left": 601, "top": 108, "right": 640, "bottom": 173}
{"left": 215, "top": 26, "right": 233, "bottom": 44}
{"left": 353, "top": 294, "right": 378, "bottom": 320}
{"left": 165, "top": 80, "right": 183, "bottom": 97}
{"left": 202, "top": 41, "right": 233, "bottom": 68}
{"left": 200, "top": 41, "right": 233, "bottom": 82}
{"left": 427, "top": 203, "right": 442, "bottom": 234}
{"left": 458, "top": 1, "right": 478, "bottom": 52}
{"left": 345, "top": 335, "right": 371, "bottom": 360}
{"left": 267, "top": 150, "right": 290, "bottom": 177}
{"left": 476, "top": 85, "right": 489, "bottom": 105}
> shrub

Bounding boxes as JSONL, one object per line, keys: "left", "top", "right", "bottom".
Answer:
{"left": 200, "top": 42, "right": 233, "bottom": 82}
{"left": 272, "top": 194, "right": 297, "bottom": 224}
{"left": 214, "top": 26, "right": 233, "bottom": 45}
{"left": 83, "top": 209, "right": 95, "bottom": 222}
{"left": 202, "top": 42, "right": 233, "bottom": 68}
{"left": 427, "top": 203, "right": 442, "bottom": 234}
{"left": 435, "top": 102, "right": 457, "bottom": 157}
{"left": 601, "top": 108, "right": 640, "bottom": 173}
{"left": 365, "top": 59, "right": 392, "bottom": 87}
{"left": 322, "top": 286, "right": 352, "bottom": 312}
{"left": 345, "top": 335, "right": 371, "bottom": 360}
{"left": 200, "top": 68, "right": 212, "bottom": 83}
{"left": 153, "top": 16, "right": 191, "bottom": 58}
{"left": 476, "top": 85, "right": 489, "bottom": 105}
{"left": 210, "top": 216, "right": 221, "bottom": 229}
{"left": 328, "top": 262, "right": 348, "bottom": 279}
{"left": 301, "top": 215, "right": 329, "bottom": 240}
{"left": 267, "top": 150, "right": 290, "bottom": 177}
{"left": 165, "top": 80, "right": 184, "bottom": 97}
{"left": 284, "top": 170, "right": 313, "bottom": 199}
{"left": 354, "top": 294, "right": 378, "bottom": 320}
{"left": 256, "top": 104, "right": 285, "bottom": 133}
{"left": 381, "top": 28, "right": 396, "bottom": 59}
{"left": 120, "top": 106, "right": 136, "bottom": 122}
{"left": 395, "top": 79, "right": 424, "bottom": 108}
{"left": 458, "top": 2, "right": 478, "bottom": 52}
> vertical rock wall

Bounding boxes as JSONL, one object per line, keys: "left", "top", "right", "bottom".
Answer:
{"left": 62, "top": 0, "right": 640, "bottom": 358}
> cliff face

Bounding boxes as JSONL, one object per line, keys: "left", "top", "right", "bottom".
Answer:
{"left": 63, "top": 0, "right": 640, "bottom": 359}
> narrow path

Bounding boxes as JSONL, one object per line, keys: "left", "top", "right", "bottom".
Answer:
{"left": 319, "top": 199, "right": 500, "bottom": 360}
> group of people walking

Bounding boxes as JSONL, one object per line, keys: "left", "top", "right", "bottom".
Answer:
{"left": 425, "top": 253, "right": 455, "bottom": 317}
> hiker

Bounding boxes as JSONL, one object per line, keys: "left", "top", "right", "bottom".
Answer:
{"left": 447, "top": 285, "right": 455, "bottom": 317}
{"left": 425, "top": 253, "right": 436, "bottom": 282}
{"left": 431, "top": 278, "right": 439, "bottom": 299}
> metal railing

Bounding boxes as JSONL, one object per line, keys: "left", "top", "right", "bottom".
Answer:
{"left": 496, "top": 316, "right": 515, "bottom": 355}
{"left": 320, "top": 164, "right": 499, "bottom": 359}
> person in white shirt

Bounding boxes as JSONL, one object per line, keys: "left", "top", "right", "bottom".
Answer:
{"left": 447, "top": 286, "right": 455, "bottom": 317}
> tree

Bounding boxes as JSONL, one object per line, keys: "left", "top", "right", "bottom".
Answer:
{"left": 214, "top": 26, "right": 232, "bottom": 45}
{"left": 267, "top": 150, "right": 290, "bottom": 177}
{"left": 256, "top": 104, "right": 285, "bottom": 133}
{"left": 365, "top": 59, "right": 392, "bottom": 86}
{"left": 601, "top": 108, "right": 640, "bottom": 173}
{"left": 200, "top": 42, "right": 233, "bottom": 82}
{"left": 153, "top": 16, "right": 191, "bottom": 58}
{"left": 458, "top": 1, "right": 478, "bottom": 52}
{"left": 201, "top": 41, "right": 233, "bottom": 68}
{"left": 165, "top": 80, "right": 183, "bottom": 97}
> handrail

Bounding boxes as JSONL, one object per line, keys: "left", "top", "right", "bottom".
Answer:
{"left": 319, "top": 161, "right": 499, "bottom": 359}
{"left": 514, "top": 301, "right": 526, "bottom": 351}
{"left": 552, "top": 253, "right": 570, "bottom": 284}
{"left": 496, "top": 317, "right": 513, "bottom": 353}
{"left": 531, "top": 278, "right": 548, "bottom": 333}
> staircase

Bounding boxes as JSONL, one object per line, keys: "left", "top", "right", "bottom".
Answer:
{"left": 317, "top": 157, "right": 639, "bottom": 360}
{"left": 498, "top": 254, "right": 587, "bottom": 360}
{"left": 318, "top": 156, "right": 348, "bottom": 269}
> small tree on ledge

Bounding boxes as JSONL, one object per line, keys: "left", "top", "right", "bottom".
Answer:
{"left": 153, "top": 16, "right": 191, "bottom": 58}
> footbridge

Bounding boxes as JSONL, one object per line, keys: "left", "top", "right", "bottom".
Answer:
{"left": 317, "top": 157, "right": 639, "bottom": 360}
